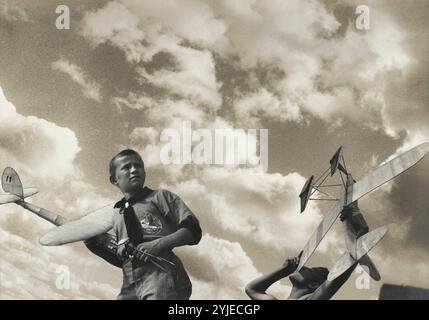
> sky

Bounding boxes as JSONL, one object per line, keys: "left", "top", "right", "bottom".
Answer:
{"left": 0, "top": 0, "right": 428, "bottom": 300}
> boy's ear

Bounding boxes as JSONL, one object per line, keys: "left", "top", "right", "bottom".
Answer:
{"left": 110, "top": 175, "right": 117, "bottom": 185}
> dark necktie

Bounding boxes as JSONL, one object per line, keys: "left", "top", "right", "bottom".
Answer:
{"left": 114, "top": 187, "right": 154, "bottom": 246}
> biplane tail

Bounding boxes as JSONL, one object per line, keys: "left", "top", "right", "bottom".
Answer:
{"left": 358, "top": 254, "right": 381, "bottom": 281}
{"left": 330, "top": 146, "right": 346, "bottom": 176}
{"left": 0, "top": 167, "right": 38, "bottom": 204}
{"left": 328, "top": 225, "right": 388, "bottom": 282}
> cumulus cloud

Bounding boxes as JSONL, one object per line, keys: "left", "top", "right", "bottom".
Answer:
{"left": 0, "top": 204, "right": 120, "bottom": 299}
{"left": 79, "top": 0, "right": 417, "bottom": 139}
{"left": 137, "top": 45, "right": 222, "bottom": 109}
{"left": 0, "top": 86, "right": 80, "bottom": 181}
{"left": 82, "top": 1, "right": 222, "bottom": 110}
{"left": 127, "top": 117, "right": 270, "bottom": 192}
{"left": 234, "top": 88, "right": 301, "bottom": 126}
{"left": 0, "top": 84, "right": 124, "bottom": 299}
{"left": 81, "top": 0, "right": 226, "bottom": 59}
{"left": 179, "top": 234, "right": 291, "bottom": 299}
{"left": 51, "top": 58, "right": 102, "bottom": 103}
{"left": 164, "top": 167, "right": 339, "bottom": 254}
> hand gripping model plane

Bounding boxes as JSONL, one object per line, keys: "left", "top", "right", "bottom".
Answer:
{"left": 296, "top": 142, "right": 429, "bottom": 282}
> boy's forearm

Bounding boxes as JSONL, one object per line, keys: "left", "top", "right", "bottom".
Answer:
{"left": 310, "top": 261, "right": 358, "bottom": 300}
{"left": 247, "top": 265, "right": 294, "bottom": 295}
{"left": 159, "top": 228, "right": 196, "bottom": 252}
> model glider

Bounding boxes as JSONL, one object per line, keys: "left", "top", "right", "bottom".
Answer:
{"left": 0, "top": 167, "right": 168, "bottom": 269}
{"left": 0, "top": 167, "right": 119, "bottom": 266}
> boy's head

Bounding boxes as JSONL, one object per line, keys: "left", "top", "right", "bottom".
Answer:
{"left": 109, "top": 149, "right": 146, "bottom": 195}
{"left": 289, "top": 266, "right": 329, "bottom": 292}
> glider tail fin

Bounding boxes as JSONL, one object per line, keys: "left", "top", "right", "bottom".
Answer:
{"left": 1, "top": 167, "right": 39, "bottom": 204}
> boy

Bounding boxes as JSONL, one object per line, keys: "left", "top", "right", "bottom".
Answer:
{"left": 109, "top": 149, "right": 201, "bottom": 300}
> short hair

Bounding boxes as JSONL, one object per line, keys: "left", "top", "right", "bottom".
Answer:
{"left": 290, "top": 266, "right": 329, "bottom": 289}
{"left": 109, "top": 149, "right": 143, "bottom": 178}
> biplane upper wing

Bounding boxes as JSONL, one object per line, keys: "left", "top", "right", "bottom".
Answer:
{"left": 39, "top": 205, "right": 116, "bottom": 246}
{"left": 352, "top": 142, "right": 429, "bottom": 202}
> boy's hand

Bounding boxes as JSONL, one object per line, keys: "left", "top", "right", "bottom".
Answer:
{"left": 136, "top": 239, "right": 165, "bottom": 262}
{"left": 116, "top": 243, "right": 129, "bottom": 261}
{"left": 282, "top": 251, "right": 303, "bottom": 272}
{"left": 340, "top": 201, "right": 359, "bottom": 221}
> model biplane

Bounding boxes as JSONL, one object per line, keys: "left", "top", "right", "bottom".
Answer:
{"left": 297, "top": 142, "right": 429, "bottom": 281}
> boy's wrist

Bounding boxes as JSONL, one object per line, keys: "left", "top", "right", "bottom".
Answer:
{"left": 156, "top": 237, "right": 173, "bottom": 252}
{"left": 279, "top": 264, "right": 293, "bottom": 276}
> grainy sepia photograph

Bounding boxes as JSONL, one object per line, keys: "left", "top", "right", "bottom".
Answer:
{"left": 0, "top": 0, "right": 428, "bottom": 301}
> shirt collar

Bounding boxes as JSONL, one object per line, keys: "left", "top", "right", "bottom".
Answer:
{"left": 114, "top": 186, "right": 154, "bottom": 210}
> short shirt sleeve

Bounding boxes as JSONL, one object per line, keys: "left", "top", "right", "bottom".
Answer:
{"left": 157, "top": 189, "right": 202, "bottom": 245}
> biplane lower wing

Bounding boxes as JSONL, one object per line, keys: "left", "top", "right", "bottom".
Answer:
{"left": 39, "top": 205, "right": 116, "bottom": 246}
{"left": 327, "top": 225, "right": 388, "bottom": 281}
{"left": 352, "top": 142, "right": 429, "bottom": 202}
{"left": 297, "top": 200, "right": 342, "bottom": 270}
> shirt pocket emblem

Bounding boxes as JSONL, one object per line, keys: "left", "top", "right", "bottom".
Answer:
{"left": 139, "top": 213, "right": 162, "bottom": 235}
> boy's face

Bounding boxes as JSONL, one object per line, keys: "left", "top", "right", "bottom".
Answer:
{"left": 290, "top": 267, "right": 324, "bottom": 290}
{"left": 111, "top": 154, "right": 146, "bottom": 195}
